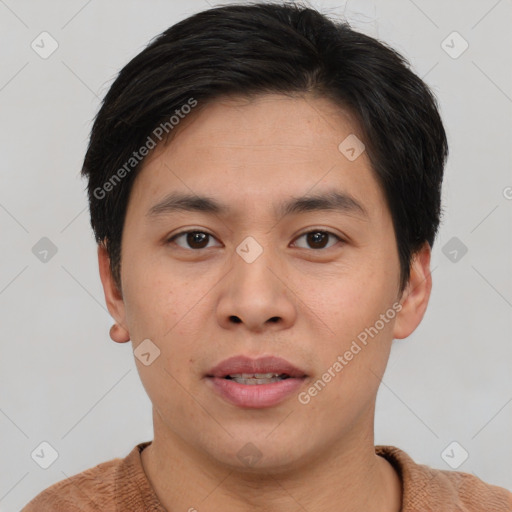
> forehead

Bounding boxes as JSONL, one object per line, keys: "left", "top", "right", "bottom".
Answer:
{"left": 130, "top": 93, "right": 386, "bottom": 222}
{"left": 169, "top": 93, "right": 363, "bottom": 155}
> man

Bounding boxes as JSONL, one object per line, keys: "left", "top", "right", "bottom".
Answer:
{"left": 22, "top": 2, "right": 512, "bottom": 510}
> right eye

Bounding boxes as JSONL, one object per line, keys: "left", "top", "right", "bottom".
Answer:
{"left": 166, "top": 230, "right": 222, "bottom": 250}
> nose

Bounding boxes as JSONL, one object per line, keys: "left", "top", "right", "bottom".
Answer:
{"left": 215, "top": 243, "right": 297, "bottom": 333}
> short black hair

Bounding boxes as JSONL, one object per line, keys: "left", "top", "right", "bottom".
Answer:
{"left": 81, "top": 1, "right": 448, "bottom": 296}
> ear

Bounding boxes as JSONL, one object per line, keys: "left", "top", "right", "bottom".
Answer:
{"left": 392, "top": 242, "right": 432, "bottom": 340}
{"left": 98, "top": 243, "right": 130, "bottom": 343}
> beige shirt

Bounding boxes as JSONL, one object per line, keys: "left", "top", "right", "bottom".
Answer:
{"left": 22, "top": 441, "right": 512, "bottom": 511}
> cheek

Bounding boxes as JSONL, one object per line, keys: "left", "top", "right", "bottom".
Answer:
{"left": 309, "top": 290, "right": 397, "bottom": 415}
{"left": 307, "top": 266, "right": 379, "bottom": 330}
{"left": 123, "top": 264, "right": 201, "bottom": 401}
{"left": 122, "top": 255, "right": 210, "bottom": 362}
{"left": 122, "top": 245, "right": 176, "bottom": 321}
{"left": 305, "top": 261, "right": 398, "bottom": 372}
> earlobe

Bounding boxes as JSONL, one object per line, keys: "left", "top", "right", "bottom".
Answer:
{"left": 392, "top": 242, "right": 432, "bottom": 340}
{"left": 97, "top": 243, "right": 131, "bottom": 343}
{"left": 110, "top": 323, "right": 130, "bottom": 343}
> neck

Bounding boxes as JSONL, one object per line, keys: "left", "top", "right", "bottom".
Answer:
{"left": 141, "top": 407, "right": 402, "bottom": 512}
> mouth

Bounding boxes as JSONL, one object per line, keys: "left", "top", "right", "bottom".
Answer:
{"left": 205, "top": 355, "right": 308, "bottom": 408}
{"left": 206, "top": 355, "right": 307, "bottom": 379}
{"left": 222, "top": 373, "right": 293, "bottom": 385}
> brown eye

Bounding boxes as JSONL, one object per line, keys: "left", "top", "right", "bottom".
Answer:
{"left": 168, "top": 230, "right": 219, "bottom": 250}
{"left": 293, "top": 230, "right": 341, "bottom": 250}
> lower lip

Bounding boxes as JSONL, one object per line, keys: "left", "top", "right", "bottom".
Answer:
{"left": 206, "top": 376, "right": 306, "bottom": 408}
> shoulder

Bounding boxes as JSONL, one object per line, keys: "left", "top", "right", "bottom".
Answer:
{"left": 376, "top": 445, "right": 512, "bottom": 511}
{"left": 437, "top": 468, "right": 512, "bottom": 511}
{"left": 21, "top": 452, "right": 125, "bottom": 512}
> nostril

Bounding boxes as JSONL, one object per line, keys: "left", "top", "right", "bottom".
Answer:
{"left": 229, "top": 316, "right": 242, "bottom": 323}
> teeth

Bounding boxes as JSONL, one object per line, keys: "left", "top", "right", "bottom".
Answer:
{"left": 223, "top": 373, "right": 290, "bottom": 385}
{"left": 228, "top": 373, "right": 281, "bottom": 379}
{"left": 230, "top": 376, "right": 285, "bottom": 385}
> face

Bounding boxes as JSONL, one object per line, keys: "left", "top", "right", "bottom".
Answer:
{"left": 100, "top": 93, "right": 431, "bottom": 472}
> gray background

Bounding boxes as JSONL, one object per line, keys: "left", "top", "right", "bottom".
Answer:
{"left": 1, "top": 0, "right": 511, "bottom": 510}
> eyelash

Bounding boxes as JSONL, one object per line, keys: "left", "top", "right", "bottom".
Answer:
{"left": 166, "top": 229, "right": 344, "bottom": 251}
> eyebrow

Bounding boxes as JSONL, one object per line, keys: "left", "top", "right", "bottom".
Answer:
{"left": 146, "top": 189, "right": 369, "bottom": 220}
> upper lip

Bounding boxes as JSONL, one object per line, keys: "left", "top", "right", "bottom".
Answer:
{"left": 207, "top": 355, "right": 307, "bottom": 378}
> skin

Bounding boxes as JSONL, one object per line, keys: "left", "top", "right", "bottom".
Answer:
{"left": 98, "top": 93, "right": 432, "bottom": 512}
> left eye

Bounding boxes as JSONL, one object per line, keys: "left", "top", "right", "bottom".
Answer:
{"left": 293, "top": 230, "right": 342, "bottom": 250}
